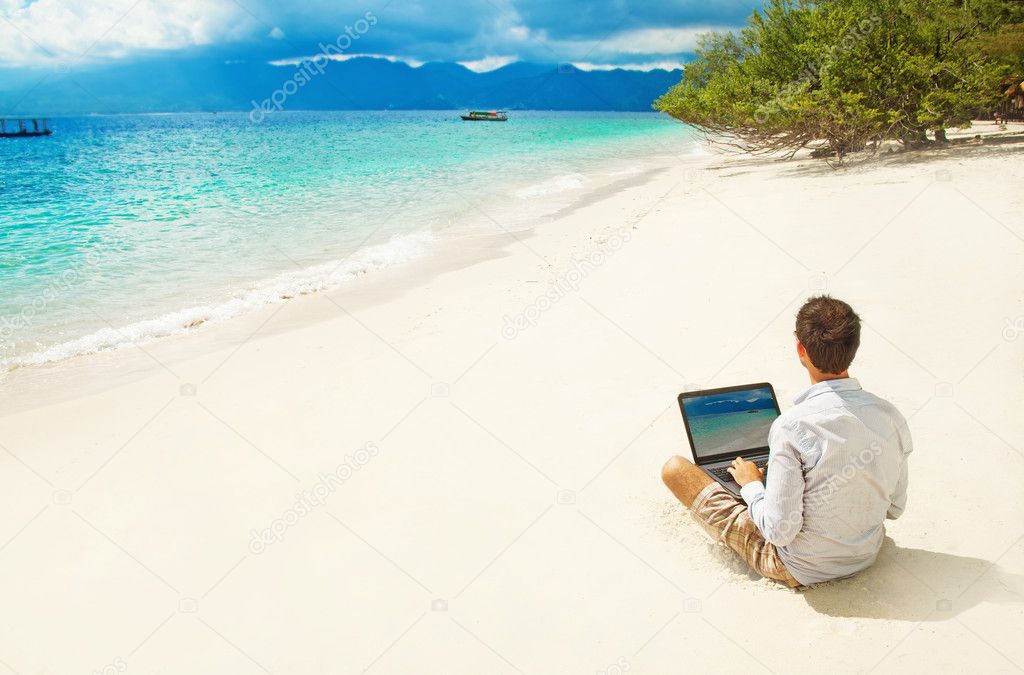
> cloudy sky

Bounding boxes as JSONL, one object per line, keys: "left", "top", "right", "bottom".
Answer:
{"left": 0, "top": 0, "right": 756, "bottom": 72}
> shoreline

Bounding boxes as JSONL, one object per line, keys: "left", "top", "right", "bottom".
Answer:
{"left": 690, "top": 409, "right": 777, "bottom": 456}
{"left": 0, "top": 150, "right": 701, "bottom": 413}
{"left": 0, "top": 124, "right": 695, "bottom": 383}
{"left": 0, "top": 111, "right": 694, "bottom": 378}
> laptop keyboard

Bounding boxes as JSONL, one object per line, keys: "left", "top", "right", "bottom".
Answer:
{"left": 708, "top": 458, "right": 768, "bottom": 482}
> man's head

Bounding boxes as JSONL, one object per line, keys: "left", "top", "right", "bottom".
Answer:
{"left": 794, "top": 296, "right": 861, "bottom": 379}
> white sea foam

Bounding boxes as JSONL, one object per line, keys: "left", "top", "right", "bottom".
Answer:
{"left": 5, "top": 231, "right": 432, "bottom": 371}
{"left": 513, "top": 173, "right": 590, "bottom": 198}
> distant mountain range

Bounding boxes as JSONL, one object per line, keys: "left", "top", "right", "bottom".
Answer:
{"left": 684, "top": 388, "right": 777, "bottom": 417}
{"left": 0, "top": 57, "right": 683, "bottom": 116}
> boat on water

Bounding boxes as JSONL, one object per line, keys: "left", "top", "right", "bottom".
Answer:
{"left": 460, "top": 110, "right": 508, "bottom": 122}
{"left": 0, "top": 118, "right": 52, "bottom": 138}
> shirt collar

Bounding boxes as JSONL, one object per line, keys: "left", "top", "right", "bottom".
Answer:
{"left": 793, "top": 377, "right": 862, "bottom": 404}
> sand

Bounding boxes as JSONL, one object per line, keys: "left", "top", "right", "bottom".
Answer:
{"left": 1, "top": 122, "right": 1023, "bottom": 674}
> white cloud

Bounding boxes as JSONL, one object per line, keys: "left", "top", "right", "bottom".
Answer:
{"left": 0, "top": 0, "right": 734, "bottom": 71}
{"left": 571, "top": 60, "right": 684, "bottom": 72}
{"left": 0, "top": 0, "right": 250, "bottom": 66}
{"left": 268, "top": 53, "right": 425, "bottom": 68}
{"left": 476, "top": 23, "right": 737, "bottom": 69}
{"left": 539, "top": 25, "right": 739, "bottom": 67}
{"left": 507, "top": 24, "right": 530, "bottom": 41}
{"left": 457, "top": 55, "right": 518, "bottom": 72}
{"left": 599, "top": 26, "right": 734, "bottom": 54}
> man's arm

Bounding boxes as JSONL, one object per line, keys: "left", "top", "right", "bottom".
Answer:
{"left": 886, "top": 415, "right": 913, "bottom": 520}
{"left": 730, "top": 419, "right": 805, "bottom": 547}
{"left": 886, "top": 460, "right": 909, "bottom": 520}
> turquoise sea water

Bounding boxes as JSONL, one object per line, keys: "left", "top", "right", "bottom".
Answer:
{"left": 0, "top": 111, "right": 694, "bottom": 370}
{"left": 688, "top": 409, "right": 778, "bottom": 457}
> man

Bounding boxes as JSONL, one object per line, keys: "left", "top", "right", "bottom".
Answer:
{"left": 661, "top": 296, "right": 913, "bottom": 587}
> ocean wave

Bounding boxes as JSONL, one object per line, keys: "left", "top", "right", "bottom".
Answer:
{"left": 513, "top": 173, "right": 590, "bottom": 198}
{"left": 4, "top": 231, "right": 432, "bottom": 371}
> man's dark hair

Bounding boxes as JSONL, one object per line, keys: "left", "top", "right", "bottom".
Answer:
{"left": 795, "top": 296, "right": 861, "bottom": 374}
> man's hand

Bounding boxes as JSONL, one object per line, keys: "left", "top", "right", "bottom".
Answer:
{"left": 727, "top": 457, "right": 765, "bottom": 487}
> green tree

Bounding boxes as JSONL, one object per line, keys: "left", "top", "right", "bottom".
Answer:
{"left": 655, "top": 0, "right": 1013, "bottom": 159}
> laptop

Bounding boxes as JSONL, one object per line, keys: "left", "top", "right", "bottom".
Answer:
{"left": 677, "top": 383, "right": 781, "bottom": 497}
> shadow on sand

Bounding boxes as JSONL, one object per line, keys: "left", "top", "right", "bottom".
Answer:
{"left": 778, "top": 131, "right": 1024, "bottom": 178}
{"left": 801, "top": 537, "right": 1024, "bottom": 621}
{"left": 697, "top": 131, "right": 1024, "bottom": 180}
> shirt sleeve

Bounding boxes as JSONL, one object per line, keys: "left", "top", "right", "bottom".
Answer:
{"left": 886, "top": 413, "right": 914, "bottom": 520}
{"left": 740, "top": 417, "right": 805, "bottom": 547}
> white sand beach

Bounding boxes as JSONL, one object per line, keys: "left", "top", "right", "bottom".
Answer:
{"left": 1, "top": 123, "right": 1023, "bottom": 674}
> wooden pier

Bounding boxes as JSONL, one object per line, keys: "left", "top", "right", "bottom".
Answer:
{"left": 0, "top": 118, "right": 52, "bottom": 138}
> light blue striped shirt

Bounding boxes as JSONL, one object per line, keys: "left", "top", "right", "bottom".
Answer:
{"left": 740, "top": 378, "right": 912, "bottom": 585}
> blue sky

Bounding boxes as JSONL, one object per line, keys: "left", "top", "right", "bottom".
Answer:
{"left": 683, "top": 387, "right": 776, "bottom": 416}
{"left": 0, "top": 0, "right": 757, "bottom": 73}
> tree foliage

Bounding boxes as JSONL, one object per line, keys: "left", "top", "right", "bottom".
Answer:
{"left": 655, "top": 0, "right": 1022, "bottom": 159}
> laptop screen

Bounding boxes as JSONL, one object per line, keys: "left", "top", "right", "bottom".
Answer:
{"left": 681, "top": 386, "right": 780, "bottom": 460}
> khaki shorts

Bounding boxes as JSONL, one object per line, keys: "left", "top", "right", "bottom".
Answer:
{"left": 690, "top": 482, "right": 802, "bottom": 588}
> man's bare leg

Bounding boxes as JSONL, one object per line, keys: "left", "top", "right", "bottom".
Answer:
{"left": 661, "top": 455, "right": 714, "bottom": 508}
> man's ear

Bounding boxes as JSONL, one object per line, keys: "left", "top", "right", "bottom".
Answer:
{"left": 796, "top": 341, "right": 806, "bottom": 358}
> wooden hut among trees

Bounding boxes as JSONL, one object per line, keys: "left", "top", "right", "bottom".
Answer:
{"left": 995, "top": 77, "right": 1024, "bottom": 120}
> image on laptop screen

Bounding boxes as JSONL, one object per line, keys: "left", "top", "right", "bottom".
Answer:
{"left": 682, "top": 386, "right": 779, "bottom": 459}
